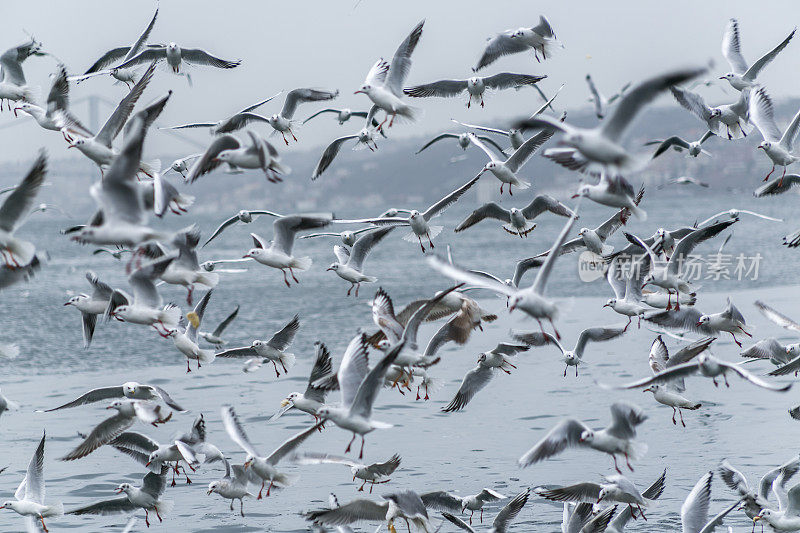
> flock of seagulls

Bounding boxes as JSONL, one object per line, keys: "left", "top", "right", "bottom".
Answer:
{"left": 1, "top": 5, "right": 800, "bottom": 533}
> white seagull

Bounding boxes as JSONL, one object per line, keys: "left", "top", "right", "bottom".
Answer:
{"left": 720, "top": 18, "right": 795, "bottom": 91}
{"left": 455, "top": 194, "right": 574, "bottom": 237}
{"left": 749, "top": 87, "right": 800, "bottom": 182}
{"left": 404, "top": 72, "right": 546, "bottom": 108}
{"left": 327, "top": 226, "right": 395, "bottom": 296}
{"left": 474, "top": 16, "right": 561, "bottom": 70}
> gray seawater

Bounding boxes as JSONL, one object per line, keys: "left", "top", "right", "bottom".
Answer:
{"left": 1, "top": 187, "right": 799, "bottom": 532}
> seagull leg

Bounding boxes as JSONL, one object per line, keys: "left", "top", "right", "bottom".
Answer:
{"left": 40, "top": 517, "right": 49, "bottom": 533}
{"left": 186, "top": 285, "right": 194, "bottom": 306}
{"left": 355, "top": 283, "right": 360, "bottom": 297}
{"left": 156, "top": 507, "right": 163, "bottom": 522}
{"left": 739, "top": 326, "right": 752, "bottom": 338}
{"left": 145, "top": 509, "right": 150, "bottom": 527}
{"left": 358, "top": 479, "right": 366, "bottom": 491}
{"left": 637, "top": 505, "right": 647, "bottom": 520}
{"left": 713, "top": 377, "right": 718, "bottom": 387}
{"left": 563, "top": 365, "right": 567, "bottom": 377}
{"left": 480, "top": 509, "right": 484, "bottom": 523}
{"left": 290, "top": 129, "right": 298, "bottom": 142}
{"left": 764, "top": 165, "right": 775, "bottom": 182}
{"left": 405, "top": 518, "right": 412, "bottom": 533}
{"left": 266, "top": 480, "right": 273, "bottom": 497}
{"left": 359, "top": 435, "right": 366, "bottom": 459}
{"left": 469, "top": 511, "right": 474, "bottom": 525}
{"left": 424, "top": 383, "right": 430, "bottom": 400}
{"left": 427, "top": 232, "right": 435, "bottom": 249}
{"left": 272, "top": 360, "right": 281, "bottom": 377}
{"left": 389, "top": 113, "right": 396, "bottom": 128}
{"left": 625, "top": 452, "right": 634, "bottom": 471}
{"left": 240, "top": 499, "right": 245, "bottom": 517}
{"left": 417, "top": 235, "right": 426, "bottom": 253}
{"left": 730, "top": 332, "right": 742, "bottom": 348}
{"left": 638, "top": 315, "right": 642, "bottom": 328}
{"left": 673, "top": 291, "right": 681, "bottom": 311}
{"left": 280, "top": 358, "right": 288, "bottom": 373}
{"left": 672, "top": 407, "right": 677, "bottom": 425}
{"left": 623, "top": 317, "right": 631, "bottom": 332}
{"left": 723, "top": 373, "right": 730, "bottom": 388}
{"left": 289, "top": 267, "right": 300, "bottom": 283}
{"left": 480, "top": 95, "right": 485, "bottom": 108}
{"left": 499, "top": 183, "right": 504, "bottom": 195}
{"left": 347, "top": 283, "right": 354, "bottom": 296}
{"left": 281, "top": 132, "right": 289, "bottom": 145}
{"left": 575, "top": 365, "right": 579, "bottom": 377}
{"left": 679, "top": 409, "right": 686, "bottom": 427}
{"left": 281, "top": 269, "right": 291, "bottom": 287}
{"left": 345, "top": 433, "right": 356, "bottom": 454}
{"left": 779, "top": 166, "right": 787, "bottom": 187}
{"left": 230, "top": 499, "right": 234, "bottom": 511}
{"left": 467, "top": 98, "right": 471, "bottom": 109}
{"left": 612, "top": 455, "right": 622, "bottom": 474}
{"left": 665, "top": 290, "right": 672, "bottom": 311}
{"left": 258, "top": 480, "right": 264, "bottom": 499}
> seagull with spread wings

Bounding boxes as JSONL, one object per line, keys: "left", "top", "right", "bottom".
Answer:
{"left": 455, "top": 194, "right": 574, "bottom": 237}
{"left": 749, "top": 87, "right": 800, "bottom": 182}
{"left": 475, "top": 16, "right": 561, "bottom": 70}
{"left": 292, "top": 452, "right": 401, "bottom": 493}
{"left": 719, "top": 18, "right": 796, "bottom": 92}
{"left": 186, "top": 131, "right": 290, "bottom": 183}
{"left": 161, "top": 92, "right": 282, "bottom": 135}
{"left": 0, "top": 150, "right": 47, "bottom": 268}
{"left": 271, "top": 342, "right": 337, "bottom": 423}
{"left": 404, "top": 72, "right": 546, "bottom": 108}
{"left": 585, "top": 73, "right": 631, "bottom": 120}
{"left": 327, "top": 226, "right": 395, "bottom": 296}
{"left": 216, "top": 314, "right": 300, "bottom": 375}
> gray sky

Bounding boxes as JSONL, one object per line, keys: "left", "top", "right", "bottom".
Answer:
{"left": 1, "top": 0, "right": 798, "bottom": 163}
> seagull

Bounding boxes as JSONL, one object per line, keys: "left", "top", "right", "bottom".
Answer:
{"left": 455, "top": 194, "right": 574, "bottom": 237}
{"left": 422, "top": 488, "right": 506, "bottom": 524}
{"left": 216, "top": 314, "right": 300, "bottom": 375}
{"left": 720, "top": 19, "right": 796, "bottom": 92}
{"left": 428, "top": 206, "right": 579, "bottom": 339}
{"left": 755, "top": 482, "right": 800, "bottom": 531}
{"left": 310, "top": 105, "right": 384, "bottom": 179}
{"left": 166, "top": 289, "right": 215, "bottom": 372}
{"left": 466, "top": 256, "right": 545, "bottom": 294}
{"left": 355, "top": 20, "right": 425, "bottom": 128}
{"left": 749, "top": 87, "right": 800, "bottom": 182}
{"left": 573, "top": 174, "right": 647, "bottom": 220}
{"left": 515, "top": 67, "right": 706, "bottom": 175}
{"left": 106, "top": 255, "right": 182, "bottom": 337}
{"left": 404, "top": 72, "right": 546, "bottom": 108}
{"left": 697, "top": 208, "right": 781, "bottom": 227}
{"left": 475, "top": 16, "right": 561, "bottom": 70}
{"left": 561, "top": 503, "right": 618, "bottom": 533}
{"left": 306, "top": 490, "right": 432, "bottom": 533}
{"left": 303, "top": 107, "right": 382, "bottom": 126}
{"left": 293, "top": 453, "right": 401, "bottom": 494}
{"left": 60, "top": 399, "right": 172, "bottom": 461}
{"left": 741, "top": 338, "right": 799, "bottom": 368}
{"left": 536, "top": 474, "right": 657, "bottom": 520}
{"left": 448, "top": 85, "right": 563, "bottom": 151}
{"left": 439, "top": 488, "right": 530, "bottom": 533}
{"left": 198, "top": 305, "right": 239, "bottom": 346}
{"left": 69, "top": 62, "right": 160, "bottom": 176}
{"left": 221, "top": 406, "right": 322, "bottom": 499}
{"left": 0, "top": 150, "right": 46, "bottom": 268}
{"left": 754, "top": 174, "right": 800, "bottom": 196}
{"left": 641, "top": 336, "right": 713, "bottom": 426}
{"left": 518, "top": 401, "right": 648, "bottom": 474}
{"left": 719, "top": 456, "right": 800, "bottom": 520}
{"left": 115, "top": 42, "right": 241, "bottom": 76}
{"left": 658, "top": 176, "right": 711, "bottom": 188}
{"left": 43, "top": 381, "right": 185, "bottom": 413}
{"left": 614, "top": 352, "right": 791, "bottom": 392}
{"left": 416, "top": 132, "right": 506, "bottom": 156}
{"left": 67, "top": 466, "right": 172, "bottom": 528}
{"left": 645, "top": 131, "right": 715, "bottom": 159}
{"left": 164, "top": 154, "right": 201, "bottom": 179}
{"left": 604, "top": 471, "right": 667, "bottom": 533}
{"left": 71, "top": 92, "right": 175, "bottom": 247}
{"left": 300, "top": 227, "right": 378, "bottom": 247}
{"left": 603, "top": 256, "right": 649, "bottom": 330}
{"left": 317, "top": 339, "right": 406, "bottom": 460}
{"left": 697, "top": 298, "right": 752, "bottom": 347}
{"left": 261, "top": 88, "right": 339, "bottom": 144}
{"left": 512, "top": 325, "right": 626, "bottom": 377}
{"left": 151, "top": 227, "right": 218, "bottom": 304}
{"left": 585, "top": 74, "right": 631, "bottom": 120}
{"left": 74, "top": 6, "right": 159, "bottom": 87}
{"left": 206, "top": 458, "right": 252, "bottom": 516}
{"left": 202, "top": 209, "right": 281, "bottom": 247}
{"left": 469, "top": 126, "right": 558, "bottom": 195}
{"left": 15, "top": 64, "right": 92, "bottom": 142}
{"left": 161, "top": 92, "right": 282, "bottom": 135}
{"left": 671, "top": 85, "right": 751, "bottom": 140}
{"left": 271, "top": 341, "right": 337, "bottom": 422}
{"left": 0, "top": 38, "right": 44, "bottom": 109}
{"left": 327, "top": 226, "right": 395, "bottom": 296}
{"left": 335, "top": 174, "right": 480, "bottom": 252}
{"left": 623, "top": 219, "right": 736, "bottom": 309}
{"left": 441, "top": 343, "right": 530, "bottom": 412}
{"left": 244, "top": 213, "right": 333, "bottom": 285}
{"left": 186, "top": 131, "right": 290, "bottom": 183}
{"left": 200, "top": 258, "right": 251, "bottom": 273}
{"left": 681, "top": 472, "right": 741, "bottom": 533}
{"left": 0, "top": 431, "right": 63, "bottom": 533}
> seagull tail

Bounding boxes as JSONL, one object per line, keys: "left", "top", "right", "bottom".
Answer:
{"left": 159, "top": 304, "right": 182, "bottom": 330}
{"left": 195, "top": 272, "right": 220, "bottom": 288}
{"left": 140, "top": 158, "right": 162, "bottom": 177}
{"left": 279, "top": 352, "right": 296, "bottom": 371}
{"left": 198, "top": 349, "right": 215, "bottom": 364}
{"left": 291, "top": 256, "right": 312, "bottom": 271}
{"left": 21, "top": 85, "right": 41, "bottom": 104}
{"left": 272, "top": 472, "right": 299, "bottom": 488}
{"left": 397, "top": 104, "right": 424, "bottom": 123}
{"left": 361, "top": 276, "right": 378, "bottom": 283}
{"left": 629, "top": 204, "right": 647, "bottom": 221}
{"left": 512, "top": 178, "right": 531, "bottom": 190}
{"left": 43, "top": 502, "right": 64, "bottom": 518}
{"left": 155, "top": 499, "right": 175, "bottom": 516}
{"left": 271, "top": 160, "right": 291, "bottom": 175}
{"left": 626, "top": 440, "right": 648, "bottom": 462}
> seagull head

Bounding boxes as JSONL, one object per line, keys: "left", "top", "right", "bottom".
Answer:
{"left": 577, "top": 227, "right": 589, "bottom": 236}
{"left": 238, "top": 210, "right": 253, "bottom": 223}
{"left": 215, "top": 151, "right": 232, "bottom": 163}
{"left": 477, "top": 353, "right": 487, "bottom": 364}
{"left": 709, "top": 108, "right": 722, "bottom": 118}
{"left": 106, "top": 399, "right": 127, "bottom": 411}
{"left": 164, "top": 328, "right": 178, "bottom": 338}
{"left": 341, "top": 231, "right": 356, "bottom": 246}
{"left": 207, "top": 481, "right": 219, "bottom": 495}
{"left": 252, "top": 340, "right": 264, "bottom": 349}
{"left": 755, "top": 509, "right": 771, "bottom": 522}
{"left": 67, "top": 138, "right": 85, "bottom": 149}
{"left": 0, "top": 501, "right": 18, "bottom": 511}
{"left": 326, "top": 263, "right": 340, "bottom": 272}
{"left": 243, "top": 248, "right": 262, "bottom": 259}
{"left": 167, "top": 42, "right": 178, "bottom": 51}
{"left": 603, "top": 298, "right": 616, "bottom": 308}
{"left": 571, "top": 185, "right": 590, "bottom": 199}
{"left": 243, "top": 455, "right": 256, "bottom": 469}
{"left": 376, "top": 339, "right": 391, "bottom": 352}
{"left": 579, "top": 430, "right": 594, "bottom": 443}
{"left": 13, "top": 102, "right": 34, "bottom": 117}
{"left": 280, "top": 392, "right": 300, "bottom": 407}
{"left": 115, "top": 483, "right": 132, "bottom": 494}
{"left": 146, "top": 450, "right": 164, "bottom": 467}
{"left": 122, "top": 382, "right": 139, "bottom": 395}
{"left": 64, "top": 295, "right": 86, "bottom": 306}
{"left": 510, "top": 27, "right": 530, "bottom": 39}
{"left": 409, "top": 210, "right": 422, "bottom": 220}
{"left": 201, "top": 261, "right": 215, "bottom": 271}
{"left": 758, "top": 141, "right": 771, "bottom": 151}
{"left": 787, "top": 344, "right": 800, "bottom": 357}
{"left": 483, "top": 161, "right": 498, "bottom": 172}
{"left": 597, "top": 487, "right": 608, "bottom": 503}
{"left": 696, "top": 314, "right": 710, "bottom": 327}
{"left": 354, "top": 84, "right": 372, "bottom": 95}
{"left": 719, "top": 73, "right": 735, "bottom": 81}
{"left": 642, "top": 385, "right": 658, "bottom": 394}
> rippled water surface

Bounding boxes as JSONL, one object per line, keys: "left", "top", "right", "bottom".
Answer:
{"left": 1, "top": 188, "right": 799, "bottom": 531}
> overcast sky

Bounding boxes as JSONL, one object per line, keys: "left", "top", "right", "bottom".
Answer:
{"left": 1, "top": 0, "right": 798, "bottom": 164}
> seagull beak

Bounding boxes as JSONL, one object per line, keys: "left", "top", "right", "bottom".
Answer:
{"left": 67, "top": 144, "right": 76, "bottom": 149}
{"left": 643, "top": 387, "right": 652, "bottom": 393}
{"left": 145, "top": 461, "right": 151, "bottom": 467}
{"left": 206, "top": 489, "right": 213, "bottom": 495}
{"left": 696, "top": 321, "right": 703, "bottom": 327}
{"left": 114, "top": 488, "right": 123, "bottom": 494}
{"left": 754, "top": 516, "right": 761, "bottom": 523}
{"left": 280, "top": 399, "right": 291, "bottom": 407}
{"left": 718, "top": 76, "right": 726, "bottom": 80}
{"left": 242, "top": 253, "right": 250, "bottom": 258}
{"left": 602, "top": 303, "right": 610, "bottom": 308}
{"left": 105, "top": 405, "right": 114, "bottom": 409}
{"left": 64, "top": 301, "right": 71, "bottom": 306}
{"left": 13, "top": 107, "right": 20, "bottom": 117}
{"left": 354, "top": 90, "right": 364, "bottom": 95}
{"left": 570, "top": 193, "right": 580, "bottom": 199}
{"left": 757, "top": 145, "right": 764, "bottom": 150}
{"left": 326, "top": 267, "right": 334, "bottom": 271}
{"left": 508, "top": 304, "right": 516, "bottom": 312}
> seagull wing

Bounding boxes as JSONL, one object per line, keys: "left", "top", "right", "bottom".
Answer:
{"left": 605, "top": 401, "right": 647, "bottom": 439}
{"left": 404, "top": 79, "right": 468, "bottom": 98}
{"left": 518, "top": 418, "right": 589, "bottom": 467}
{"left": 348, "top": 341, "right": 405, "bottom": 418}
{"left": 312, "top": 135, "right": 360, "bottom": 180}
{"left": 202, "top": 214, "right": 242, "bottom": 247}
{"left": 441, "top": 364, "right": 494, "bottom": 412}
{"left": 531, "top": 209, "right": 580, "bottom": 295}
{"left": 723, "top": 359, "right": 792, "bottom": 390}
{"left": 505, "top": 128, "right": 557, "bottom": 173}
{"left": 423, "top": 174, "right": 482, "bottom": 220}
{"left": 722, "top": 19, "right": 748, "bottom": 74}
{"left": 426, "top": 255, "right": 516, "bottom": 297}
{"left": 416, "top": 133, "right": 458, "bottom": 153}
{"left": 305, "top": 499, "right": 389, "bottom": 525}
{"left": 491, "top": 489, "right": 530, "bottom": 533}
{"left": 441, "top": 512, "right": 476, "bottom": 533}
{"left": 749, "top": 87, "right": 782, "bottom": 141}
{"left": 187, "top": 135, "right": 242, "bottom": 183}
{"left": 536, "top": 483, "right": 602, "bottom": 503}
{"left": 61, "top": 412, "right": 135, "bottom": 461}
{"left": 281, "top": 88, "right": 339, "bottom": 120}
{"left": 475, "top": 31, "right": 528, "bottom": 71}
{"left": 386, "top": 20, "right": 425, "bottom": 96}
{"left": 743, "top": 28, "right": 795, "bottom": 82}
{"left": 124, "top": 6, "right": 159, "bottom": 61}
{"left": 0, "top": 151, "right": 47, "bottom": 233}
{"left": 512, "top": 257, "right": 545, "bottom": 287}
{"left": 573, "top": 326, "right": 626, "bottom": 359}
{"left": 347, "top": 227, "right": 394, "bottom": 271}
{"left": 681, "top": 471, "right": 712, "bottom": 533}
{"left": 95, "top": 62, "right": 156, "bottom": 147}
{"left": 44, "top": 386, "right": 124, "bottom": 411}
{"left": 755, "top": 300, "right": 800, "bottom": 332}
{"left": 521, "top": 195, "right": 574, "bottom": 220}
{"left": 266, "top": 314, "right": 300, "bottom": 351}
{"left": 338, "top": 333, "right": 371, "bottom": 409}
{"left": 180, "top": 48, "right": 240, "bottom": 69}
{"left": 454, "top": 202, "right": 510, "bottom": 232}
{"left": 484, "top": 72, "right": 547, "bottom": 91}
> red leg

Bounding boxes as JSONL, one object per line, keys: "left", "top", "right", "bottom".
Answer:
{"left": 612, "top": 455, "right": 622, "bottom": 474}
{"left": 281, "top": 269, "right": 291, "bottom": 287}
{"left": 258, "top": 480, "right": 265, "bottom": 499}
{"left": 272, "top": 360, "right": 281, "bottom": 377}
{"left": 764, "top": 165, "right": 775, "bottom": 182}
{"left": 359, "top": 435, "right": 365, "bottom": 459}
{"left": 345, "top": 433, "right": 356, "bottom": 453}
